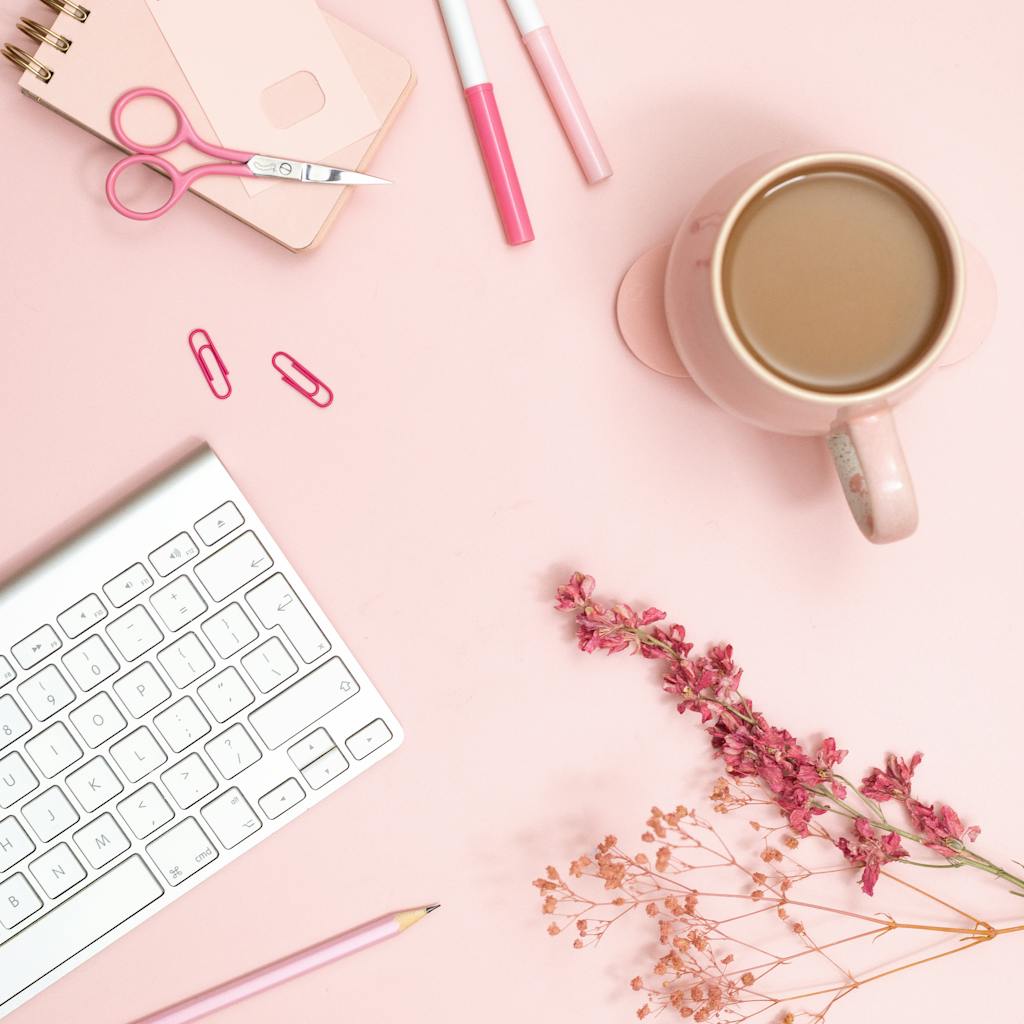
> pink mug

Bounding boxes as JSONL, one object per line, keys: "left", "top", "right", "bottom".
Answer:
{"left": 620, "top": 151, "right": 976, "bottom": 544}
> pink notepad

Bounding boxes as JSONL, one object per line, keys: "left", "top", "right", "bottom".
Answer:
{"left": 8, "top": 0, "right": 415, "bottom": 251}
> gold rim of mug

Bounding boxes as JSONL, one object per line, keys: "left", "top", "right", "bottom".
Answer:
{"left": 709, "top": 151, "right": 966, "bottom": 406}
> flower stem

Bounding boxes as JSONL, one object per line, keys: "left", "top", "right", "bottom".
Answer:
{"left": 808, "top": 784, "right": 1024, "bottom": 892}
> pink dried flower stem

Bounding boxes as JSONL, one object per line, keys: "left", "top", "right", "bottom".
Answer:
{"left": 554, "top": 572, "right": 1024, "bottom": 897}
{"left": 536, "top": 797, "right": 1024, "bottom": 1022}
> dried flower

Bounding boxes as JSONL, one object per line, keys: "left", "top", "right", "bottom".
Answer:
{"left": 835, "top": 818, "right": 909, "bottom": 895}
{"left": 861, "top": 752, "right": 922, "bottom": 802}
{"left": 539, "top": 572, "right": 1024, "bottom": 1022}
{"left": 553, "top": 571, "right": 1015, "bottom": 896}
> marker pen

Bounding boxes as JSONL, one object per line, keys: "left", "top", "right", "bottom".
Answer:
{"left": 437, "top": 0, "right": 534, "bottom": 246}
{"left": 505, "top": 0, "right": 612, "bottom": 184}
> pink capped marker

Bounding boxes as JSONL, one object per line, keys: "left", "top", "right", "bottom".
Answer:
{"left": 437, "top": 0, "right": 534, "bottom": 246}
{"left": 506, "top": 0, "right": 612, "bottom": 184}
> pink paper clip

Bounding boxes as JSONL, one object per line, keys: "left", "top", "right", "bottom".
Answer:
{"left": 272, "top": 351, "right": 334, "bottom": 409}
{"left": 189, "top": 328, "right": 232, "bottom": 400}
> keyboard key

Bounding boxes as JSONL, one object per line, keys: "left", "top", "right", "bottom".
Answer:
{"left": 201, "top": 788, "right": 261, "bottom": 849}
{"left": 150, "top": 577, "right": 208, "bottom": 633}
{"left": 11, "top": 625, "right": 62, "bottom": 671}
{"left": 0, "top": 694, "right": 31, "bottom": 751}
{"left": 248, "top": 658, "right": 359, "bottom": 750}
{"left": 288, "top": 728, "right": 335, "bottom": 770}
{"left": 240, "top": 637, "right": 297, "bottom": 694}
{"left": 150, "top": 532, "right": 200, "bottom": 578}
{"left": 70, "top": 692, "right": 128, "bottom": 748}
{"left": 195, "top": 531, "right": 273, "bottom": 602}
{"left": 258, "top": 778, "right": 305, "bottom": 820}
{"left": 161, "top": 753, "right": 217, "bottom": 809}
{"left": 25, "top": 723, "right": 83, "bottom": 778}
{"left": 195, "top": 501, "right": 244, "bottom": 546}
{"left": 22, "top": 788, "right": 79, "bottom": 843}
{"left": 0, "top": 752, "right": 38, "bottom": 808}
{"left": 146, "top": 817, "right": 218, "bottom": 886}
{"left": 346, "top": 719, "right": 394, "bottom": 761}
{"left": 103, "top": 563, "right": 154, "bottom": 608}
{"left": 18, "top": 665, "right": 75, "bottom": 722}
{"left": 0, "top": 816, "right": 35, "bottom": 871}
{"left": 158, "top": 633, "right": 215, "bottom": 689}
{"left": 111, "top": 727, "right": 167, "bottom": 783}
{"left": 30, "top": 842, "right": 87, "bottom": 899}
{"left": 197, "top": 668, "right": 254, "bottom": 723}
{"left": 63, "top": 635, "right": 119, "bottom": 692}
{"left": 0, "top": 873, "right": 42, "bottom": 929}
{"left": 246, "top": 574, "right": 330, "bottom": 663}
{"left": 154, "top": 697, "right": 210, "bottom": 752}
{"left": 301, "top": 748, "right": 348, "bottom": 790}
{"left": 201, "top": 603, "right": 257, "bottom": 659}
{"left": 114, "top": 663, "right": 171, "bottom": 718}
{"left": 66, "top": 756, "right": 123, "bottom": 813}
{"left": 74, "top": 812, "right": 130, "bottom": 869}
{"left": 117, "top": 782, "right": 173, "bottom": 840}
{"left": 205, "top": 724, "right": 261, "bottom": 780}
{"left": 57, "top": 594, "right": 108, "bottom": 640}
{"left": 0, "top": 656, "right": 15, "bottom": 687}
{"left": 0, "top": 856, "right": 162, "bottom": 1004}
{"left": 107, "top": 606, "right": 163, "bottom": 662}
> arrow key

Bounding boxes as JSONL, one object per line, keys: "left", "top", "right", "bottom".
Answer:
{"left": 345, "top": 719, "right": 394, "bottom": 762}
{"left": 258, "top": 778, "right": 305, "bottom": 820}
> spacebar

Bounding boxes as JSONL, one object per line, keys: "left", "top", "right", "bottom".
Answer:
{"left": 0, "top": 856, "right": 163, "bottom": 1006}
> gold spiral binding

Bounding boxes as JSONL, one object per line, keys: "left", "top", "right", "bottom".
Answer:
{"left": 2, "top": 43, "right": 53, "bottom": 81}
{"left": 37, "top": 0, "right": 90, "bottom": 23}
{"left": 18, "top": 17, "right": 72, "bottom": 53}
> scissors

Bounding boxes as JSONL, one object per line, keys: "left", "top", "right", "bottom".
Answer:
{"left": 105, "top": 86, "right": 389, "bottom": 221}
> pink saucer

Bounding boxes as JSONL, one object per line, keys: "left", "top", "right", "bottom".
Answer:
{"left": 616, "top": 240, "right": 996, "bottom": 378}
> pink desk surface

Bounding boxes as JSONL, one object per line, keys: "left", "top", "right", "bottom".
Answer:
{"left": 0, "top": 1, "right": 1021, "bottom": 1021}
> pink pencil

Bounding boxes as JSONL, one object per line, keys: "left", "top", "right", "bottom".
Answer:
{"left": 128, "top": 905, "right": 440, "bottom": 1024}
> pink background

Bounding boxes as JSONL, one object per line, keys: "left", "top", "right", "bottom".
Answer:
{"left": 1, "top": 0, "right": 1022, "bottom": 1021}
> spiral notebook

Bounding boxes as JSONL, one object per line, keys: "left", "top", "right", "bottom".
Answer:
{"left": 2, "top": 0, "right": 415, "bottom": 251}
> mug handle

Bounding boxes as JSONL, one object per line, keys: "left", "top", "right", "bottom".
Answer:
{"left": 826, "top": 407, "right": 918, "bottom": 543}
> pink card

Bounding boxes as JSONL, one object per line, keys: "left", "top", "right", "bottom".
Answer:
{"left": 145, "top": 0, "right": 381, "bottom": 196}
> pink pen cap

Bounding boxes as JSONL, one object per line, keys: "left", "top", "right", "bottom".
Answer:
{"left": 438, "top": 0, "right": 534, "bottom": 245}
{"left": 506, "top": 0, "right": 612, "bottom": 184}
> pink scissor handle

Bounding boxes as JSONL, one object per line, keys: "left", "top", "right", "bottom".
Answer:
{"left": 106, "top": 87, "right": 254, "bottom": 220}
{"left": 105, "top": 154, "right": 192, "bottom": 221}
{"left": 111, "top": 87, "right": 252, "bottom": 160}
{"left": 827, "top": 406, "right": 919, "bottom": 544}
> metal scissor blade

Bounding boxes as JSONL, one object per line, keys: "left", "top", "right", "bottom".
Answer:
{"left": 247, "top": 155, "right": 391, "bottom": 185}
{"left": 303, "top": 164, "right": 391, "bottom": 186}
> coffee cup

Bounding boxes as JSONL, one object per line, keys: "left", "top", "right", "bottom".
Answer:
{"left": 617, "top": 151, "right": 991, "bottom": 543}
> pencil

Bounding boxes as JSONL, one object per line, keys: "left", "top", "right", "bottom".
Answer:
{"left": 129, "top": 905, "right": 440, "bottom": 1024}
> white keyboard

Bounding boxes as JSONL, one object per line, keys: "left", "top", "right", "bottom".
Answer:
{"left": 0, "top": 447, "right": 403, "bottom": 1018}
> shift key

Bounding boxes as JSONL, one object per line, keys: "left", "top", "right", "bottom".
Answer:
{"left": 248, "top": 658, "right": 359, "bottom": 749}
{"left": 194, "top": 532, "right": 273, "bottom": 601}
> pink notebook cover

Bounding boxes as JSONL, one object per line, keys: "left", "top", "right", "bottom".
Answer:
{"left": 12, "top": 0, "right": 415, "bottom": 251}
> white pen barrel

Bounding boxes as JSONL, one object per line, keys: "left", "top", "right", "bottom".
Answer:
{"left": 437, "top": 0, "right": 488, "bottom": 88}
{"left": 506, "top": 0, "right": 546, "bottom": 35}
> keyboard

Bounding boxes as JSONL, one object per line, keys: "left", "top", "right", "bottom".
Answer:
{"left": 0, "top": 447, "right": 403, "bottom": 1018}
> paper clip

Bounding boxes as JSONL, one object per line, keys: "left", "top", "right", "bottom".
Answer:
{"left": 189, "top": 328, "right": 232, "bottom": 400}
{"left": 271, "top": 351, "right": 334, "bottom": 409}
